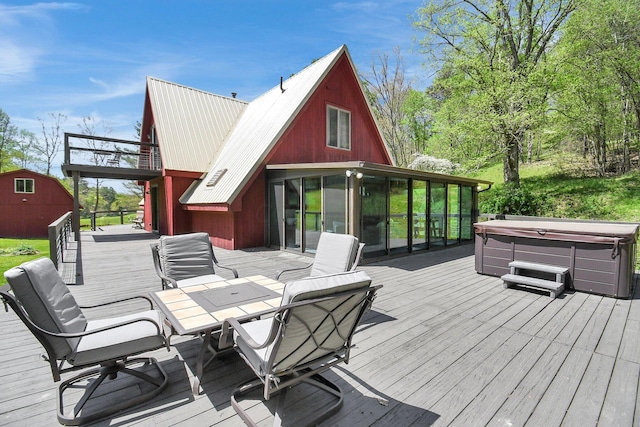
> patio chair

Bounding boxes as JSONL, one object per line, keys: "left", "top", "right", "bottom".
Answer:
{"left": 151, "top": 232, "right": 238, "bottom": 289}
{"left": 1, "top": 257, "right": 169, "bottom": 425}
{"left": 275, "top": 232, "right": 364, "bottom": 281}
{"left": 220, "top": 270, "right": 381, "bottom": 426}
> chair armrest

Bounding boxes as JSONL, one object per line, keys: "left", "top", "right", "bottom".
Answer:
{"left": 210, "top": 249, "right": 239, "bottom": 278}
{"left": 150, "top": 243, "right": 178, "bottom": 289}
{"left": 214, "top": 262, "right": 238, "bottom": 278}
{"left": 1, "top": 288, "right": 165, "bottom": 338}
{"left": 350, "top": 243, "right": 365, "bottom": 271}
{"left": 220, "top": 316, "right": 281, "bottom": 350}
{"left": 80, "top": 295, "right": 155, "bottom": 311}
{"left": 275, "top": 262, "right": 313, "bottom": 281}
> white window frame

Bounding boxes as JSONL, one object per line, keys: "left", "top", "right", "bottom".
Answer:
{"left": 326, "top": 105, "right": 351, "bottom": 150}
{"left": 14, "top": 178, "right": 35, "bottom": 194}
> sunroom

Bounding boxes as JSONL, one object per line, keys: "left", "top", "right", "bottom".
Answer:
{"left": 266, "top": 161, "right": 492, "bottom": 259}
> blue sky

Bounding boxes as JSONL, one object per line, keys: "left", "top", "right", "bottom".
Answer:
{"left": 1, "top": 1, "right": 428, "bottom": 146}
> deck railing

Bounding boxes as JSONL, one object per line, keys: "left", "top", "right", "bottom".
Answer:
{"left": 48, "top": 211, "right": 73, "bottom": 269}
{"left": 63, "top": 133, "right": 161, "bottom": 171}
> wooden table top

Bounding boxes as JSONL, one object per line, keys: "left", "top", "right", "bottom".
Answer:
{"left": 150, "top": 275, "right": 285, "bottom": 335}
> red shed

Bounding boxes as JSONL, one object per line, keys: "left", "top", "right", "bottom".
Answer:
{"left": 0, "top": 169, "right": 75, "bottom": 238}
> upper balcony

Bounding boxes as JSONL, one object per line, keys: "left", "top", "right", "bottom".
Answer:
{"left": 61, "top": 132, "right": 163, "bottom": 180}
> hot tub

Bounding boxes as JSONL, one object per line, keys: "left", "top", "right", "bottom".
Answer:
{"left": 474, "top": 219, "right": 639, "bottom": 298}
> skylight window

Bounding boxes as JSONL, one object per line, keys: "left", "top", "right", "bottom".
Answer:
{"left": 206, "top": 169, "right": 227, "bottom": 187}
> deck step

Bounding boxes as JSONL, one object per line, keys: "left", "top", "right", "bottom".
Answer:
{"left": 508, "top": 261, "right": 569, "bottom": 275}
{"left": 501, "top": 273, "right": 565, "bottom": 298}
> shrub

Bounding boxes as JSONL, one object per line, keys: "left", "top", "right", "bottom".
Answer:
{"left": 480, "top": 184, "right": 549, "bottom": 216}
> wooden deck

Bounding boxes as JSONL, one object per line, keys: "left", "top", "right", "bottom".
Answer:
{"left": 2, "top": 225, "right": 640, "bottom": 426}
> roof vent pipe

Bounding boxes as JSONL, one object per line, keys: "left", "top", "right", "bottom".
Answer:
{"left": 280, "top": 76, "right": 285, "bottom": 93}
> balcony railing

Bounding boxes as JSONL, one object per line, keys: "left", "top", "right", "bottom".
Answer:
{"left": 63, "top": 132, "right": 161, "bottom": 171}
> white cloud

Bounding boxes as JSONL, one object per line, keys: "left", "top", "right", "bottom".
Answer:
{"left": 0, "top": 41, "right": 40, "bottom": 83}
{"left": 0, "top": 2, "right": 86, "bottom": 82}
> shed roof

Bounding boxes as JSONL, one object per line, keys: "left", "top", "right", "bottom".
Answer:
{"left": 179, "top": 45, "right": 351, "bottom": 206}
{"left": 146, "top": 77, "right": 247, "bottom": 173}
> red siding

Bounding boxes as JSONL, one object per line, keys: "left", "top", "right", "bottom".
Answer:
{"left": 0, "top": 169, "right": 75, "bottom": 238}
{"left": 191, "top": 210, "right": 235, "bottom": 249}
{"left": 268, "top": 54, "right": 392, "bottom": 165}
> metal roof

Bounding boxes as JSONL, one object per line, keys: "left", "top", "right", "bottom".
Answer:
{"left": 265, "top": 161, "right": 494, "bottom": 186}
{"left": 147, "top": 77, "right": 247, "bottom": 173}
{"left": 180, "top": 45, "right": 349, "bottom": 206}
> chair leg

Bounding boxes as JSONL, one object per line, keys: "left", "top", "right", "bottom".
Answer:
{"left": 57, "top": 357, "right": 168, "bottom": 426}
{"left": 231, "top": 372, "right": 343, "bottom": 427}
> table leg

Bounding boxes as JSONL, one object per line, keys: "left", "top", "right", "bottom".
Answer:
{"left": 193, "top": 329, "right": 215, "bottom": 395}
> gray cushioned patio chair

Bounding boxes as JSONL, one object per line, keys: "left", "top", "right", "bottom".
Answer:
{"left": 275, "top": 232, "right": 364, "bottom": 281}
{"left": 1, "top": 257, "right": 169, "bottom": 426}
{"left": 220, "top": 270, "right": 381, "bottom": 426}
{"left": 151, "top": 232, "right": 238, "bottom": 289}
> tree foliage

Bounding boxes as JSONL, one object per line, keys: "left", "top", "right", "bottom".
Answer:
{"left": 552, "top": 0, "right": 640, "bottom": 175}
{"left": 413, "top": 0, "right": 576, "bottom": 185}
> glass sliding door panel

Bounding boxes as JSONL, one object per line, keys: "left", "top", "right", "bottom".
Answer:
{"left": 324, "top": 175, "right": 347, "bottom": 234}
{"left": 430, "top": 182, "right": 446, "bottom": 247}
{"left": 461, "top": 186, "right": 474, "bottom": 241}
{"left": 389, "top": 177, "right": 409, "bottom": 254}
{"left": 303, "top": 177, "right": 322, "bottom": 252}
{"left": 412, "top": 180, "right": 428, "bottom": 251}
{"left": 268, "top": 181, "right": 284, "bottom": 248}
{"left": 447, "top": 184, "right": 460, "bottom": 245}
{"left": 361, "top": 175, "right": 387, "bottom": 256}
{"left": 284, "top": 179, "right": 301, "bottom": 249}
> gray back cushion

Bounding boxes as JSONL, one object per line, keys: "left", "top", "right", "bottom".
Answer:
{"left": 158, "top": 232, "right": 215, "bottom": 281}
{"left": 281, "top": 270, "right": 372, "bottom": 305}
{"left": 309, "top": 233, "right": 359, "bottom": 277}
{"left": 273, "top": 270, "right": 373, "bottom": 373}
{"left": 4, "top": 257, "right": 86, "bottom": 359}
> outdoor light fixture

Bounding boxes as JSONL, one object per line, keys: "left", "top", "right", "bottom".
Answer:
{"left": 345, "top": 169, "right": 363, "bottom": 179}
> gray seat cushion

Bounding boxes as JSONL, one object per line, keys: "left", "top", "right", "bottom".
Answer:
{"left": 158, "top": 232, "right": 216, "bottom": 281}
{"left": 70, "top": 309, "right": 166, "bottom": 366}
{"left": 310, "top": 233, "right": 360, "bottom": 277}
{"left": 3, "top": 257, "right": 86, "bottom": 359}
{"left": 234, "top": 318, "right": 273, "bottom": 376}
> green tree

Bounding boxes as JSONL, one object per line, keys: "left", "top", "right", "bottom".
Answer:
{"left": 13, "top": 129, "right": 41, "bottom": 170}
{"left": 0, "top": 108, "right": 18, "bottom": 173}
{"left": 554, "top": 0, "right": 640, "bottom": 175}
{"left": 414, "top": 0, "right": 576, "bottom": 185}
{"left": 362, "top": 47, "right": 414, "bottom": 167}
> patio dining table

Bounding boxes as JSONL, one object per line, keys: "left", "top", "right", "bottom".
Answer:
{"left": 149, "top": 275, "right": 285, "bottom": 394}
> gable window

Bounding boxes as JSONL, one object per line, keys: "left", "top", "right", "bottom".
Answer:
{"left": 15, "top": 178, "right": 35, "bottom": 193}
{"left": 327, "top": 105, "right": 351, "bottom": 150}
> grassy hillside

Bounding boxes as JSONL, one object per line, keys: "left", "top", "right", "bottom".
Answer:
{"left": 469, "top": 153, "right": 640, "bottom": 223}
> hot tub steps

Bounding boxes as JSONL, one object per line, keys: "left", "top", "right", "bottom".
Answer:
{"left": 501, "top": 261, "right": 569, "bottom": 299}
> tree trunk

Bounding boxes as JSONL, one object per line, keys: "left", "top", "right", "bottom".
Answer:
{"left": 503, "top": 134, "right": 520, "bottom": 186}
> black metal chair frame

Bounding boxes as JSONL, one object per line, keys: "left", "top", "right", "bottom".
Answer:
{"left": 1, "top": 286, "right": 169, "bottom": 425}
{"left": 220, "top": 284, "right": 382, "bottom": 426}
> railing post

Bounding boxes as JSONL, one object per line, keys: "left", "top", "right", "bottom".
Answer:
{"left": 91, "top": 212, "right": 96, "bottom": 231}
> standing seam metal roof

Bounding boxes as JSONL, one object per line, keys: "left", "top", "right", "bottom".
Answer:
{"left": 147, "top": 77, "right": 248, "bottom": 173}
{"left": 179, "top": 45, "right": 348, "bottom": 205}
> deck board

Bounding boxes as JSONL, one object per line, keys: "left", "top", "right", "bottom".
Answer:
{"left": 1, "top": 225, "right": 639, "bottom": 426}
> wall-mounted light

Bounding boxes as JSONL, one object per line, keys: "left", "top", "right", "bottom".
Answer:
{"left": 477, "top": 184, "right": 493, "bottom": 193}
{"left": 345, "top": 169, "right": 363, "bottom": 179}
